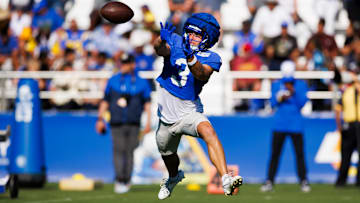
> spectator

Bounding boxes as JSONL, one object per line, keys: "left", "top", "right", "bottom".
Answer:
{"left": 247, "top": 0, "right": 266, "bottom": 22}
{"left": 314, "top": 0, "right": 341, "bottom": 35}
{"left": 89, "top": 20, "right": 121, "bottom": 58}
{"left": 346, "top": 38, "right": 360, "bottom": 76}
{"left": 233, "top": 19, "right": 264, "bottom": 56}
{"left": 261, "top": 60, "right": 310, "bottom": 192}
{"left": 304, "top": 18, "right": 338, "bottom": 111}
{"left": 113, "top": 22, "right": 134, "bottom": 54}
{"left": 196, "top": 0, "right": 226, "bottom": 29}
{"left": 141, "top": 5, "right": 156, "bottom": 30}
{"left": 167, "top": 0, "right": 195, "bottom": 35}
{"left": 0, "top": 10, "right": 19, "bottom": 70}
{"left": 24, "top": 57, "right": 46, "bottom": 88}
{"left": 251, "top": 0, "right": 294, "bottom": 44}
{"left": 9, "top": 5, "right": 32, "bottom": 37}
{"left": 48, "top": 26, "right": 66, "bottom": 59}
{"left": 61, "top": 47, "right": 84, "bottom": 70}
{"left": 334, "top": 71, "right": 360, "bottom": 188}
{"left": 265, "top": 22, "right": 298, "bottom": 71}
{"left": 342, "top": 21, "right": 360, "bottom": 64}
{"left": 305, "top": 18, "right": 338, "bottom": 62}
{"left": 86, "top": 51, "right": 113, "bottom": 71}
{"left": 61, "top": 19, "right": 90, "bottom": 57}
{"left": 32, "top": 0, "right": 64, "bottom": 55}
{"left": 129, "top": 29, "right": 155, "bottom": 72}
{"left": 230, "top": 43, "right": 263, "bottom": 111}
{"left": 31, "top": 0, "right": 64, "bottom": 33}
{"left": 291, "top": 12, "right": 312, "bottom": 51}
{"left": 47, "top": 0, "right": 73, "bottom": 17}
{"left": 24, "top": 57, "right": 52, "bottom": 109}
{"left": 81, "top": 51, "right": 112, "bottom": 109}
{"left": 95, "top": 53, "right": 152, "bottom": 194}
{"left": 49, "top": 62, "right": 82, "bottom": 110}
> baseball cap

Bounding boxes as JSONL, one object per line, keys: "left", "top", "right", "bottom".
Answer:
{"left": 281, "top": 22, "right": 288, "bottom": 28}
{"left": 281, "top": 60, "right": 295, "bottom": 83}
{"left": 121, "top": 53, "right": 135, "bottom": 64}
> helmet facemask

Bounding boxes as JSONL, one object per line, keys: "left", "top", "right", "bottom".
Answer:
{"left": 183, "top": 24, "right": 209, "bottom": 52}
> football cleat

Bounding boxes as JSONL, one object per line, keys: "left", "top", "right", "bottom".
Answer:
{"left": 260, "top": 180, "right": 273, "bottom": 192}
{"left": 300, "top": 180, "right": 311, "bottom": 193}
{"left": 158, "top": 170, "right": 185, "bottom": 200}
{"left": 222, "top": 174, "right": 243, "bottom": 196}
{"left": 114, "top": 181, "right": 130, "bottom": 194}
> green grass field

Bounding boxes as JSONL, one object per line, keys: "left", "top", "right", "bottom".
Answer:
{"left": 0, "top": 183, "right": 359, "bottom": 203}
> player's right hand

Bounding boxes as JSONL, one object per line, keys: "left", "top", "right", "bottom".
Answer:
{"left": 160, "top": 22, "right": 175, "bottom": 44}
{"left": 95, "top": 119, "right": 107, "bottom": 135}
{"left": 183, "top": 40, "right": 195, "bottom": 59}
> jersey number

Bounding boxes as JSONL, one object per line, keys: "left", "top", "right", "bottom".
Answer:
{"left": 171, "top": 58, "right": 190, "bottom": 87}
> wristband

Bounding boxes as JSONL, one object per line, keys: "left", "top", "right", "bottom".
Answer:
{"left": 187, "top": 55, "right": 197, "bottom": 66}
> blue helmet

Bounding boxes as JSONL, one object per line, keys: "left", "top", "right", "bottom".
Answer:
{"left": 183, "top": 13, "right": 220, "bottom": 51}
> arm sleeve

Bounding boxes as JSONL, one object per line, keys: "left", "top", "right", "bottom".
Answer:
{"left": 253, "top": 35, "right": 264, "bottom": 54}
{"left": 201, "top": 52, "right": 222, "bottom": 72}
{"left": 103, "top": 79, "right": 112, "bottom": 102}
{"left": 270, "top": 81, "right": 280, "bottom": 108}
{"left": 142, "top": 80, "right": 152, "bottom": 103}
{"left": 233, "top": 43, "right": 240, "bottom": 55}
{"left": 294, "top": 80, "right": 309, "bottom": 109}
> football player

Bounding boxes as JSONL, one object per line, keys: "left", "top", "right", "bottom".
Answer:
{"left": 154, "top": 13, "right": 243, "bottom": 200}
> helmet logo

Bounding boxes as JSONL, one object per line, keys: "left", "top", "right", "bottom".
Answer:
{"left": 188, "top": 25, "right": 202, "bottom": 33}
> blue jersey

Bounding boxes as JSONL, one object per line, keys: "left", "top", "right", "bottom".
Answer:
{"left": 156, "top": 33, "right": 222, "bottom": 100}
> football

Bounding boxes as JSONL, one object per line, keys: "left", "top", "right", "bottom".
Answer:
{"left": 99, "top": 1, "right": 134, "bottom": 24}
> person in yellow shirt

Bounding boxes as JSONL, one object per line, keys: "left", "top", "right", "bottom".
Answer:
{"left": 335, "top": 73, "right": 360, "bottom": 187}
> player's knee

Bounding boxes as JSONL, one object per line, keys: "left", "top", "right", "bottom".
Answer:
{"left": 156, "top": 135, "right": 174, "bottom": 156}
{"left": 202, "top": 133, "right": 218, "bottom": 144}
{"left": 198, "top": 124, "right": 217, "bottom": 143}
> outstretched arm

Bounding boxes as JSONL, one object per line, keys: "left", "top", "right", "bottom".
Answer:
{"left": 154, "top": 22, "right": 175, "bottom": 57}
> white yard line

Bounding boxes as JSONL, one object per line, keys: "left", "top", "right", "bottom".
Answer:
{"left": 26, "top": 195, "right": 116, "bottom": 203}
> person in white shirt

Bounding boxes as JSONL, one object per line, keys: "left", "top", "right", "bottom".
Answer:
{"left": 10, "top": 8, "right": 31, "bottom": 37}
{"left": 251, "top": 0, "right": 294, "bottom": 43}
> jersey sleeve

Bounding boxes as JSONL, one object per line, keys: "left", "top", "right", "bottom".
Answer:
{"left": 199, "top": 51, "right": 222, "bottom": 72}
{"left": 142, "top": 79, "right": 152, "bottom": 103}
{"left": 103, "top": 77, "right": 113, "bottom": 102}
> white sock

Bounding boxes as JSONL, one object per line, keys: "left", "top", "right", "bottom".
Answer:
{"left": 222, "top": 174, "right": 231, "bottom": 184}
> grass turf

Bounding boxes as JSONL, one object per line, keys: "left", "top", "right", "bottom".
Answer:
{"left": 0, "top": 183, "right": 359, "bottom": 203}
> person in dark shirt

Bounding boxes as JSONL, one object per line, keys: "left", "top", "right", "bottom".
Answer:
{"left": 95, "top": 53, "right": 152, "bottom": 194}
{"left": 266, "top": 22, "right": 298, "bottom": 71}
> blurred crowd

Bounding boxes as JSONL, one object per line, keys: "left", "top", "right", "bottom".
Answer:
{"left": 0, "top": 0, "right": 358, "bottom": 113}
{"left": 0, "top": 0, "right": 160, "bottom": 110}
{"left": 230, "top": 0, "right": 359, "bottom": 112}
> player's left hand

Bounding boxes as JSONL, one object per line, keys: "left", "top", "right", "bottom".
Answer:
{"left": 160, "top": 22, "right": 175, "bottom": 44}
